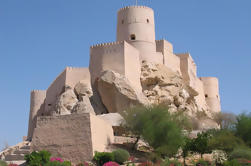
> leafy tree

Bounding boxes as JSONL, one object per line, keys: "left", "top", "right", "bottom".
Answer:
{"left": 122, "top": 105, "right": 187, "bottom": 157}
{"left": 235, "top": 113, "right": 251, "bottom": 147}
{"left": 208, "top": 129, "right": 245, "bottom": 154}
{"left": 190, "top": 132, "right": 211, "bottom": 158}
{"left": 213, "top": 112, "right": 236, "bottom": 130}
{"left": 181, "top": 137, "right": 193, "bottom": 166}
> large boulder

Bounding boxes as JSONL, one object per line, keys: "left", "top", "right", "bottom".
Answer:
{"left": 97, "top": 113, "right": 124, "bottom": 126}
{"left": 74, "top": 80, "right": 93, "bottom": 99}
{"left": 97, "top": 70, "right": 149, "bottom": 113}
{"left": 72, "top": 96, "right": 95, "bottom": 115}
{"left": 54, "top": 87, "right": 78, "bottom": 115}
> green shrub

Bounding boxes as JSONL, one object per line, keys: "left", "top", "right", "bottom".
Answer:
{"left": 25, "top": 150, "right": 51, "bottom": 166}
{"left": 160, "top": 158, "right": 182, "bottom": 166}
{"left": 230, "top": 147, "right": 251, "bottom": 160}
{"left": 122, "top": 105, "right": 186, "bottom": 157}
{"left": 112, "top": 149, "right": 130, "bottom": 164}
{"left": 45, "top": 161, "right": 71, "bottom": 166}
{"left": 0, "top": 160, "right": 7, "bottom": 166}
{"left": 93, "top": 151, "right": 115, "bottom": 166}
{"left": 194, "top": 159, "right": 211, "bottom": 166}
{"left": 235, "top": 113, "right": 251, "bottom": 147}
{"left": 223, "top": 160, "right": 241, "bottom": 166}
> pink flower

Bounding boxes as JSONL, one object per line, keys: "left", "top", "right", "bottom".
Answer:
{"left": 8, "top": 164, "right": 19, "bottom": 166}
{"left": 50, "top": 157, "right": 64, "bottom": 162}
{"left": 103, "top": 161, "right": 120, "bottom": 166}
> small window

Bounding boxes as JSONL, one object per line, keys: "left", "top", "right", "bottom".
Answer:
{"left": 147, "top": 19, "right": 149, "bottom": 23}
{"left": 205, "top": 94, "right": 208, "bottom": 98}
{"left": 122, "top": 20, "right": 124, "bottom": 24}
{"left": 48, "top": 104, "right": 52, "bottom": 106}
{"left": 130, "top": 34, "right": 136, "bottom": 40}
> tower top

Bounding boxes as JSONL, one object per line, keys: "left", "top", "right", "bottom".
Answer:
{"left": 118, "top": 6, "right": 153, "bottom": 13}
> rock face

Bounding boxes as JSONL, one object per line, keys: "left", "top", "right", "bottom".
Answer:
{"left": 97, "top": 113, "right": 124, "bottom": 126}
{"left": 140, "top": 62, "right": 207, "bottom": 117}
{"left": 74, "top": 80, "right": 93, "bottom": 99}
{"left": 97, "top": 70, "right": 149, "bottom": 113}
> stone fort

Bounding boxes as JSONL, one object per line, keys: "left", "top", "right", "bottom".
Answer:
{"left": 1, "top": 5, "right": 221, "bottom": 165}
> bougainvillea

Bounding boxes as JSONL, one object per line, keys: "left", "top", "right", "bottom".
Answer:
{"left": 50, "top": 157, "right": 64, "bottom": 163}
{"left": 102, "top": 161, "right": 120, "bottom": 166}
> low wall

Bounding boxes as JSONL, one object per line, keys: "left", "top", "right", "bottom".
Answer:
{"left": 31, "top": 113, "right": 114, "bottom": 164}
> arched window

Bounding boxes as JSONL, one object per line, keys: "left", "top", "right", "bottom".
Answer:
{"left": 147, "top": 19, "right": 149, "bottom": 23}
{"left": 130, "top": 34, "right": 136, "bottom": 40}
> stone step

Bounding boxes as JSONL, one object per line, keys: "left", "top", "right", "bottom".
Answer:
{"left": 20, "top": 146, "right": 30, "bottom": 150}
{"left": 13, "top": 149, "right": 30, "bottom": 155}
{"left": 5, "top": 154, "right": 25, "bottom": 161}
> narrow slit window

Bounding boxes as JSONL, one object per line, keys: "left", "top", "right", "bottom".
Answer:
{"left": 205, "top": 94, "right": 208, "bottom": 98}
{"left": 147, "top": 19, "right": 149, "bottom": 23}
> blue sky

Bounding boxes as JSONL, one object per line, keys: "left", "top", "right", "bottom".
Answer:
{"left": 0, "top": 0, "right": 250, "bottom": 149}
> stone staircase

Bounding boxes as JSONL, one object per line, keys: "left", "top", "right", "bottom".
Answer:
{"left": 0, "top": 141, "right": 31, "bottom": 165}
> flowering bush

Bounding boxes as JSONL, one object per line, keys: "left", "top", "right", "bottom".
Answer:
{"left": 212, "top": 150, "right": 228, "bottom": 165}
{"left": 50, "top": 158, "right": 64, "bottom": 163}
{"left": 102, "top": 161, "right": 119, "bottom": 166}
{"left": 8, "top": 164, "right": 19, "bottom": 166}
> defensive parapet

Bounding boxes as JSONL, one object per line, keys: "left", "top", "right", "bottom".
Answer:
{"left": 200, "top": 77, "right": 221, "bottom": 113}
{"left": 44, "top": 67, "right": 90, "bottom": 115}
{"left": 156, "top": 40, "right": 180, "bottom": 74}
{"left": 89, "top": 41, "right": 141, "bottom": 91}
{"left": 27, "top": 90, "right": 46, "bottom": 140}
{"left": 117, "top": 6, "right": 156, "bottom": 62}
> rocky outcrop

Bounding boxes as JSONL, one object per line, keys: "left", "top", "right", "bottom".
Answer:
{"left": 54, "top": 87, "right": 78, "bottom": 115}
{"left": 141, "top": 62, "right": 204, "bottom": 116}
{"left": 74, "top": 80, "right": 93, "bottom": 99}
{"left": 72, "top": 96, "right": 95, "bottom": 114}
{"left": 97, "top": 70, "right": 149, "bottom": 113}
{"left": 97, "top": 113, "right": 124, "bottom": 126}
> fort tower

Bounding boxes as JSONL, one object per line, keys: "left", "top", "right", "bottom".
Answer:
{"left": 116, "top": 6, "right": 156, "bottom": 62}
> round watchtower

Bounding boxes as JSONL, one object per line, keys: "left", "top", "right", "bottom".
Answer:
{"left": 116, "top": 6, "right": 156, "bottom": 62}
{"left": 27, "top": 90, "right": 46, "bottom": 140}
{"left": 200, "top": 77, "right": 221, "bottom": 113}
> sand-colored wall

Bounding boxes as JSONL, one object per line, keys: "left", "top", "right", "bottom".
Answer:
{"left": 117, "top": 6, "right": 156, "bottom": 62}
{"left": 200, "top": 77, "right": 221, "bottom": 113}
{"left": 44, "top": 67, "right": 90, "bottom": 115}
{"left": 176, "top": 53, "right": 197, "bottom": 88}
{"left": 27, "top": 90, "right": 46, "bottom": 140}
{"left": 31, "top": 113, "right": 114, "bottom": 164}
{"left": 156, "top": 40, "right": 180, "bottom": 73}
{"left": 90, "top": 41, "right": 125, "bottom": 85}
{"left": 65, "top": 67, "right": 90, "bottom": 88}
{"left": 124, "top": 42, "right": 142, "bottom": 90}
{"left": 32, "top": 114, "right": 94, "bottom": 164}
{"left": 90, "top": 41, "right": 142, "bottom": 91}
{"left": 90, "top": 114, "right": 114, "bottom": 154}
{"left": 194, "top": 78, "right": 209, "bottom": 111}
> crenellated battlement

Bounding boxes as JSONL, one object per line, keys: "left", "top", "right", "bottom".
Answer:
{"left": 90, "top": 41, "right": 124, "bottom": 49}
{"left": 118, "top": 6, "right": 153, "bottom": 13}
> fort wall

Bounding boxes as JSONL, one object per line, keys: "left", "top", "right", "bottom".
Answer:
{"left": 90, "top": 41, "right": 141, "bottom": 91}
{"left": 176, "top": 53, "right": 197, "bottom": 88}
{"left": 90, "top": 114, "right": 114, "bottom": 154}
{"left": 156, "top": 40, "right": 180, "bottom": 74}
{"left": 27, "top": 90, "right": 46, "bottom": 140}
{"left": 44, "top": 67, "right": 90, "bottom": 115}
{"left": 200, "top": 77, "right": 221, "bottom": 113}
